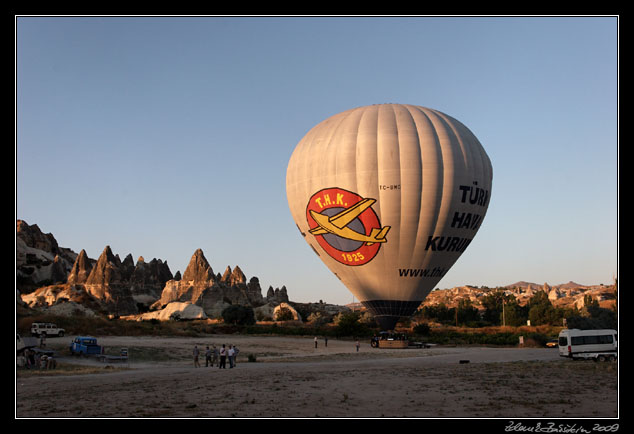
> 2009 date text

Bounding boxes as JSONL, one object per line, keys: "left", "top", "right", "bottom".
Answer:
{"left": 505, "top": 421, "right": 618, "bottom": 433}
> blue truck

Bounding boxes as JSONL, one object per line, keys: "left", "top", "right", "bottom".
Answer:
{"left": 69, "top": 336, "right": 103, "bottom": 356}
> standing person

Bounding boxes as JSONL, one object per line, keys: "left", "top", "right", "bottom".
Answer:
{"left": 23, "top": 349, "right": 32, "bottom": 369}
{"left": 205, "top": 346, "right": 212, "bottom": 367}
{"left": 228, "top": 345, "right": 235, "bottom": 368}
{"left": 193, "top": 345, "right": 201, "bottom": 368}
{"left": 233, "top": 345, "right": 239, "bottom": 366}
{"left": 219, "top": 344, "right": 227, "bottom": 369}
{"left": 212, "top": 345, "right": 219, "bottom": 367}
{"left": 314, "top": 336, "right": 318, "bottom": 349}
{"left": 324, "top": 336, "right": 328, "bottom": 347}
{"left": 355, "top": 340, "right": 360, "bottom": 352}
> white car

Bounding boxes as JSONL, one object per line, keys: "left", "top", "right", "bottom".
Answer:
{"left": 30, "top": 322, "right": 65, "bottom": 337}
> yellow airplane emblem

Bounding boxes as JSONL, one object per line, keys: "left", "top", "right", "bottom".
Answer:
{"left": 309, "top": 198, "right": 390, "bottom": 246}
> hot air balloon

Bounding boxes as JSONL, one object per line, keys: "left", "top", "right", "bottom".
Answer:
{"left": 286, "top": 104, "right": 492, "bottom": 331}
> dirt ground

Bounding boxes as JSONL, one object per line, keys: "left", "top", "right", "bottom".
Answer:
{"left": 15, "top": 334, "right": 619, "bottom": 419}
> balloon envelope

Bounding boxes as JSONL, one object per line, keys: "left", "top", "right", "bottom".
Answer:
{"left": 286, "top": 104, "right": 492, "bottom": 330}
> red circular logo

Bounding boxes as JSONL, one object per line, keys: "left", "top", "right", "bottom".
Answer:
{"left": 306, "top": 187, "right": 390, "bottom": 266}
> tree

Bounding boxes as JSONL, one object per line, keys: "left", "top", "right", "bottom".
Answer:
{"left": 527, "top": 290, "right": 559, "bottom": 326}
{"left": 221, "top": 305, "right": 256, "bottom": 326}
{"left": 275, "top": 306, "right": 294, "bottom": 321}
{"left": 334, "top": 311, "right": 370, "bottom": 337}
{"left": 420, "top": 303, "right": 454, "bottom": 325}
{"left": 502, "top": 300, "right": 528, "bottom": 327}
{"left": 480, "top": 289, "right": 514, "bottom": 325}
{"left": 566, "top": 305, "right": 617, "bottom": 330}
{"left": 456, "top": 299, "right": 480, "bottom": 325}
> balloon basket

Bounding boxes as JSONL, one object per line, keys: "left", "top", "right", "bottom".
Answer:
{"left": 377, "top": 339, "right": 408, "bottom": 349}
{"left": 370, "top": 331, "right": 410, "bottom": 349}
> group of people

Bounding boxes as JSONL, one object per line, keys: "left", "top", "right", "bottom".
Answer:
{"left": 20, "top": 348, "right": 57, "bottom": 370}
{"left": 313, "top": 336, "right": 329, "bottom": 348}
{"left": 192, "top": 344, "right": 239, "bottom": 369}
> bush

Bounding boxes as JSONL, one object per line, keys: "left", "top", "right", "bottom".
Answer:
{"left": 221, "top": 305, "right": 256, "bottom": 326}
{"left": 412, "top": 322, "right": 430, "bottom": 336}
{"left": 524, "top": 333, "right": 549, "bottom": 347}
{"left": 307, "top": 312, "right": 333, "bottom": 327}
{"left": 275, "top": 306, "right": 295, "bottom": 321}
{"left": 334, "top": 312, "right": 372, "bottom": 338}
{"left": 255, "top": 310, "right": 272, "bottom": 321}
{"left": 425, "top": 329, "right": 548, "bottom": 347}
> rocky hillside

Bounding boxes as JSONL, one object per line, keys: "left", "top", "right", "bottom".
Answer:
{"left": 17, "top": 220, "right": 290, "bottom": 319}
{"left": 421, "top": 281, "right": 617, "bottom": 312}
{"left": 18, "top": 219, "right": 614, "bottom": 322}
{"left": 16, "top": 220, "right": 80, "bottom": 293}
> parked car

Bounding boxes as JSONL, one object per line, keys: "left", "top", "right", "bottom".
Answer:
{"left": 545, "top": 339, "right": 559, "bottom": 348}
{"left": 31, "top": 322, "right": 65, "bottom": 337}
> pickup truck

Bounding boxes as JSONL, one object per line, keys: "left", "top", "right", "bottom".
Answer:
{"left": 69, "top": 336, "right": 103, "bottom": 356}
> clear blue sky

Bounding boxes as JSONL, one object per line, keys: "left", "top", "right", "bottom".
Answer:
{"left": 16, "top": 16, "right": 618, "bottom": 305}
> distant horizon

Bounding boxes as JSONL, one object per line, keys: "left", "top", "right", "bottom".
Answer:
{"left": 17, "top": 216, "right": 615, "bottom": 306}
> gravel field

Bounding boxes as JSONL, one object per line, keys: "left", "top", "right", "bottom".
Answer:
{"left": 15, "top": 334, "right": 619, "bottom": 419}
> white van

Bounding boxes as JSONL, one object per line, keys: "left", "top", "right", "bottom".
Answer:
{"left": 558, "top": 329, "right": 617, "bottom": 361}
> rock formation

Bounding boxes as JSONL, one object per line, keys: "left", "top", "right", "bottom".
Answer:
{"left": 129, "top": 256, "right": 173, "bottom": 306}
{"left": 18, "top": 220, "right": 617, "bottom": 325}
{"left": 421, "top": 282, "right": 617, "bottom": 312}
{"left": 228, "top": 266, "right": 246, "bottom": 286}
{"left": 182, "top": 248, "right": 215, "bottom": 283}
{"left": 50, "top": 255, "right": 68, "bottom": 285}
{"left": 82, "top": 246, "right": 137, "bottom": 315}
{"left": 135, "top": 302, "right": 208, "bottom": 321}
{"left": 151, "top": 248, "right": 216, "bottom": 310}
{"left": 151, "top": 249, "right": 267, "bottom": 319}
{"left": 18, "top": 227, "right": 175, "bottom": 316}
{"left": 67, "top": 250, "right": 93, "bottom": 285}
{"left": 17, "top": 220, "right": 293, "bottom": 320}
{"left": 16, "top": 220, "right": 78, "bottom": 292}
{"left": 267, "top": 285, "right": 289, "bottom": 304}
{"left": 17, "top": 220, "right": 61, "bottom": 254}
{"left": 121, "top": 254, "right": 135, "bottom": 282}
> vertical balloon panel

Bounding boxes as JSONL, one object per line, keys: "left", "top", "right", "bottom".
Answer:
{"left": 287, "top": 104, "right": 492, "bottom": 330}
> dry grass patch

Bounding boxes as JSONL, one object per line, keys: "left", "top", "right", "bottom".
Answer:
{"left": 16, "top": 362, "right": 128, "bottom": 377}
